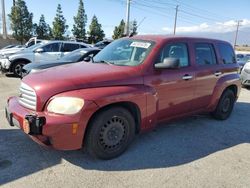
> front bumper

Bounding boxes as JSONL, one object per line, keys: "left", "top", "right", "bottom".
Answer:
{"left": 6, "top": 96, "right": 98, "bottom": 150}
{"left": 0, "top": 58, "right": 11, "bottom": 71}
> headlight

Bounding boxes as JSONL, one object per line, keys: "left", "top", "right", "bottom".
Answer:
{"left": 47, "top": 97, "right": 84, "bottom": 115}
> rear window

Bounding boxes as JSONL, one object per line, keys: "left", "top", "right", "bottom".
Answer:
{"left": 218, "top": 43, "right": 236, "bottom": 64}
{"left": 195, "top": 43, "right": 217, "bottom": 65}
{"left": 62, "top": 43, "right": 80, "bottom": 52}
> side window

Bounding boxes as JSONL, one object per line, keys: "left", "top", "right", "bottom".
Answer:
{"left": 195, "top": 43, "right": 217, "bottom": 65}
{"left": 63, "top": 43, "right": 80, "bottom": 52}
{"left": 80, "top": 44, "right": 87, "bottom": 48}
{"left": 159, "top": 43, "right": 189, "bottom": 67}
{"left": 218, "top": 43, "right": 236, "bottom": 64}
{"left": 43, "top": 43, "right": 60, "bottom": 52}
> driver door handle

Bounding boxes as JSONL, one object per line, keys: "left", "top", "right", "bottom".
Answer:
{"left": 182, "top": 74, "right": 193, "bottom": 80}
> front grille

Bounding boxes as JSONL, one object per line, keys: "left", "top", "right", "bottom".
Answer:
{"left": 18, "top": 82, "right": 37, "bottom": 110}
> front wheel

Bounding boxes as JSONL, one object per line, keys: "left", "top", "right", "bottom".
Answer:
{"left": 13, "top": 61, "right": 26, "bottom": 77}
{"left": 85, "top": 107, "right": 135, "bottom": 160}
{"left": 211, "top": 89, "right": 236, "bottom": 120}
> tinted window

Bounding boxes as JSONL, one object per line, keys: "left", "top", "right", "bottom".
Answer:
{"left": 158, "top": 43, "right": 189, "bottom": 67}
{"left": 218, "top": 43, "right": 236, "bottom": 64}
{"left": 80, "top": 44, "right": 87, "bottom": 48}
{"left": 63, "top": 43, "right": 80, "bottom": 52}
{"left": 195, "top": 43, "right": 217, "bottom": 65}
{"left": 43, "top": 43, "right": 61, "bottom": 52}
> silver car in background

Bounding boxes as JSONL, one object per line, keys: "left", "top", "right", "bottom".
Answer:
{"left": 241, "top": 62, "right": 250, "bottom": 87}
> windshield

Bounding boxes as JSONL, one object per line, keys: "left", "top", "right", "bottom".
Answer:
{"left": 61, "top": 49, "right": 86, "bottom": 62}
{"left": 25, "top": 43, "right": 43, "bottom": 51}
{"left": 93, "top": 39, "right": 154, "bottom": 66}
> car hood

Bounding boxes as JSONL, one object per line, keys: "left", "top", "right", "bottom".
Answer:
{"left": 0, "top": 47, "right": 25, "bottom": 56}
{"left": 22, "top": 62, "right": 143, "bottom": 111}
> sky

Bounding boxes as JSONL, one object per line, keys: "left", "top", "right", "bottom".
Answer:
{"left": 1, "top": 0, "right": 250, "bottom": 44}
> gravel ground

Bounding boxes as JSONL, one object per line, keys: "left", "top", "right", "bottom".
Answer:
{"left": 0, "top": 73, "right": 250, "bottom": 188}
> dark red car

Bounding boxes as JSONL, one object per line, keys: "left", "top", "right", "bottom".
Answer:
{"left": 6, "top": 35, "right": 241, "bottom": 159}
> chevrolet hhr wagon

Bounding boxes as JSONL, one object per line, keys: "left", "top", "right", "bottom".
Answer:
{"left": 6, "top": 35, "right": 241, "bottom": 159}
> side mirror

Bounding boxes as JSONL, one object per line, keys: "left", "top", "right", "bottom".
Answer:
{"left": 154, "top": 57, "right": 180, "bottom": 69}
{"left": 35, "top": 48, "right": 44, "bottom": 53}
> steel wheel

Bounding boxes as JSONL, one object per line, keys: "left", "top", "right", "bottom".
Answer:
{"left": 85, "top": 107, "right": 135, "bottom": 159}
{"left": 99, "top": 116, "right": 128, "bottom": 152}
{"left": 212, "top": 89, "right": 236, "bottom": 120}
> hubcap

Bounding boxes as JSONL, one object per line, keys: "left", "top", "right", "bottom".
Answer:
{"left": 222, "top": 98, "right": 231, "bottom": 113}
{"left": 14, "top": 64, "right": 24, "bottom": 76}
{"left": 99, "top": 116, "right": 127, "bottom": 150}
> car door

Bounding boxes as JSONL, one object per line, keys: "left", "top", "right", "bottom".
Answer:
{"left": 145, "top": 42, "right": 196, "bottom": 121}
{"left": 34, "top": 42, "right": 62, "bottom": 62}
{"left": 191, "top": 42, "right": 222, "bottom": 110}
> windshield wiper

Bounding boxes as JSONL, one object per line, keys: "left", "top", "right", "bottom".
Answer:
{"left": 97, "top": 60, "right": 114, "bottom": 65}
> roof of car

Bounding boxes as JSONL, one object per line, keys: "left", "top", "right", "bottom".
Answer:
{"left": 131, "top": 35, "right": 229, "bottom": 44}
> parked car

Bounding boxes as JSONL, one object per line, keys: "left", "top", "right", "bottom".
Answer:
{"left": 1, "top": 41, "right": 91, "bottom": 77}
{"left": 1, "top": 45, "right": 17, "bottom": 50}
{"left": 236, "top": 53, "right": 250, "bottom": 70}
{"left": 0, "top": 42, "right": 46, "bottom": 73}
{"left": 0, "top": 37, "right": 44, "bottom": 58}
{"left": 93, "top": 40, "right": 113, "bottom": 49}
{"left": 22, "top": 48, "right": 101, "bottom": 77}
{"left": 241, "top": 62, "right": 250, "bottom": 87}
{"left": 5, "top": 35, "right": 241, "bottom": 159}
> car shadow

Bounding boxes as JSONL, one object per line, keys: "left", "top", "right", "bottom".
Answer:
{"left": 0, "top": 102, "right": 250, "bottom": 185}
{"left": 4, "top": 73, "right": 20, "bottom": 78}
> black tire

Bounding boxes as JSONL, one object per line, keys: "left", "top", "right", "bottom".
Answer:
{"left": 85, "top": 107, "right": 135, "bottom": 160}
{"left": 13, "top": 61, "right": 26, "bottom": 77}
{"left": 211, "top": 89, "right": 236, "bottom": 120}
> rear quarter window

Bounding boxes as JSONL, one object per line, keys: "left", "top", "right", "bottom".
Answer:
{"left": 218, "top": 43, "right": 236, "bottom": 64}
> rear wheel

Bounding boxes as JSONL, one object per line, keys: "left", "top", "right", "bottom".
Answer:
{"left": 211, "top": 89, "right": 236, "bottom": 120}
{"left": 85, "top": 107, "right": 135, "bottom": 160}
{"left": 13, "top": 61, "right": 26, "bottom": 77}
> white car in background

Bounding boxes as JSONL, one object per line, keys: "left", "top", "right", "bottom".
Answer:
{"left": 241, "top": 62, "right": 250, "bottom": 87}
{"left": 0, "top": 37, "right": 44, "bottom": 59}
{"left": 0, "top": 41, "right": 91, "bottom": 77}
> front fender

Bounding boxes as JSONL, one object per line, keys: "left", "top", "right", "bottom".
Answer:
{"left": 46, "top": 85, "right": 159, "bottom": 133}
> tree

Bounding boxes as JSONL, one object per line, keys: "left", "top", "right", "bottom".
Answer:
{"left": 8, "top": 0, "right": 33, "bottom": 43}
{"left": 72, "top": 0, "right": 87, "bottom": 40}
{"left": 112, "top": 19, "right": 125, "bottom": 39}
{"left": 87, "top": 15, "right": 105, "bottom": 44}
{"left": 52, "top": 4, "right": 68, "bottom": 40}
{"left": 33, "top": 14, "right": 51, "bottom": 39}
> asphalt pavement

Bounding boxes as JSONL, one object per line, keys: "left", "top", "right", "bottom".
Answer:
{"left": 0, "top": 74, "right": 250, "bottom": 188}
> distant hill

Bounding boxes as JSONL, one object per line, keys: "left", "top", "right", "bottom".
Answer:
{"left": 181, "top": 27, "right": 250, "bottom": 46}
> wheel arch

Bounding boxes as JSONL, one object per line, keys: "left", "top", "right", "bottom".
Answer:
{"left": 83, "top": 101, "right": 142, "bottom": 145}
{"left": 10, "top": 58, "right": 31, "bottom": 72}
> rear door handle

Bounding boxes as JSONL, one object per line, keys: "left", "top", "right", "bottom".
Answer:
{"left": 214, "top": 71, "right": 222, "bottom": 76}
{"left": 182, "top": 74, "right": 193, "bottom": 80}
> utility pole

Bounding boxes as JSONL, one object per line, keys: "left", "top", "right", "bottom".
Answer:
{"left": 173, "top": 5, "right": 179, "bottom": 35}
{"left": 1, "top": 0, "right": 7, "bottom": 39}
{"left": 124, "top": 0, "right": 131, "bottom": 36}
{"left": 234, "top": 20, "right": 243, "bottom": 49}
